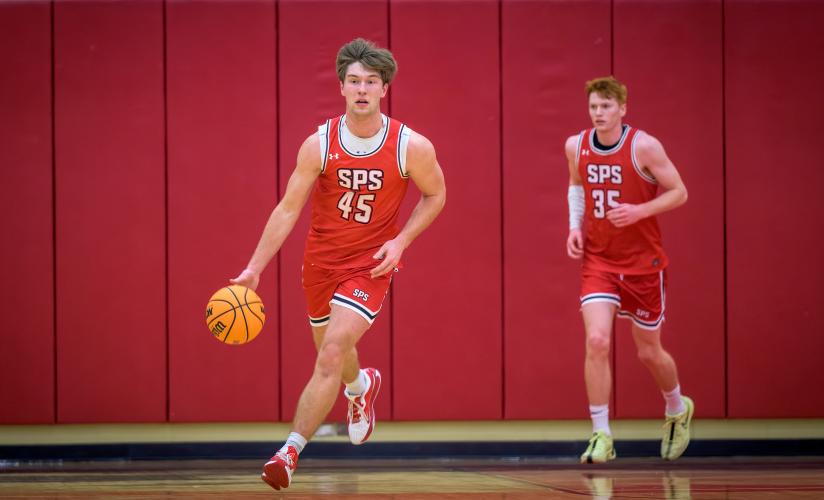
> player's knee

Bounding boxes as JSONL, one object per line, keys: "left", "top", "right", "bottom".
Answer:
{"left": 316, "top": 341, "right": 345, "bottom": 376}
{"left": 585, "top": 332, "right": 611, "bottom": 357}
{"left": 636, "top": 344, "right": 661, "bottom": 366}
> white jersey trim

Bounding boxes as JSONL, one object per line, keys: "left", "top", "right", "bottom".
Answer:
{"left": 308, "top": 313, "right": 330, "bottom": 327}
{"left": 331, "top": 293, "right": 380, "bottom": 325}
{"left": 580, "top": 293, "right": 621, "bottom": 308}
{"left": 318, "top": 120, "right": 331, "bottom": 174}
{"left": 397, "top": 125, "right": 411, "bottom": 178}
{"left": 617, "top": 310, "right": 666, "bottom": 330}
{"left": 631, "top": 130, "right": 658, "bottom": 185}
{"left": 589, "top": 124, "right": 631, "bottom": 155}
{"left": 574, "top": 130, "right": 585, "bottom": 169}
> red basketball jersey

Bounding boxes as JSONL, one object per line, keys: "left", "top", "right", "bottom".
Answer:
{"left": 577, "top": 125, "right": 668, "bottom": 274}
{"left": 304, "top": 115, "right": 409, "bottom": 269}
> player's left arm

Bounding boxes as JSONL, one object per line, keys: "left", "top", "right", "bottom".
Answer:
{"left": 370, "top": 131, "right": 446, "bottom": 277}
{"left": 606, "top": 133, "right": 688, "bottom": 228}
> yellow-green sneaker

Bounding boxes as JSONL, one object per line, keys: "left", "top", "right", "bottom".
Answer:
{"left": 580, "top": 430, "right": 616, "bottom": 464}
{"left": 661, "top": 396, "right": 694, "bottom": 460}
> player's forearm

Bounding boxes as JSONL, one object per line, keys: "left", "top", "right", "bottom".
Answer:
{"left": 396, "top": 192, "right": 446, "bottom": 249}
{"left": 245, "top": 206, "right": 301, "bottom": 275}
{"left": 640, "top": 185, "right": 688, "bottom": 218}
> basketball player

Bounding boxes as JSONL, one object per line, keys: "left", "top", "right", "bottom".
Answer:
{"left": 230, "top": 39, "right": 446, "bottom": 490}
{"left": 564, "top": 76, "right": 693, "bottom": 463}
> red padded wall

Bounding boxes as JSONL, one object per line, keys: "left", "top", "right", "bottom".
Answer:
{"left": 0, "top": 1, "right": 54, "bottom": 424}
{"left": 726, "top": 0, "right": 824, "bottom": 417}
{"left": 612, "top": 0, "right": 725, "bottom": 418}
{"left": 167, "top": 0, "right": 279, "bottom": 421}
{"left": 54, "top": 1, "right": 166, "bottom": 422}
{"left": 278, "top": 1, "right": 390, "bottom": 423}
{"left": 5, "top": 0, "right": 823, "bottom": 427}
{"left": 503, "top": 0, "right": 610, "bottom": 419}
{"left": 391, "top": 0, "right": 502, "bottom": 420}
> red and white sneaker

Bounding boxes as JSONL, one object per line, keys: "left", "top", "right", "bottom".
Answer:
{"left": 345, "top": 367, "right": 381, "bottom": 445}
{"left": 261, "top": 445, "right": 298, "bottom": 491}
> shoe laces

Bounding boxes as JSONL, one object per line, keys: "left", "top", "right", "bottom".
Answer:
{"left": 349, "top": 396, "right": 364, "bottom": 423}
{"left": 277, "top": 447, "right": 297, "bottom": 468}
{"left": 587, "top": 432, "right": 607, "bottom": 454}
{"left": 663, "top": 417, "right": 687, "bottom": 440}
{"left": 664, "top": 410, "right": 685, "bottom": 427}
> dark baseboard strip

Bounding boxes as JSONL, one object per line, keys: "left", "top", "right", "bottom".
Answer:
{"left": 2, "top": 440, "right": 824, "bottom": 461}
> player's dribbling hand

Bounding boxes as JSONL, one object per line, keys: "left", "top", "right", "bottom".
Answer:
{"left": 371, "top": 238, "right": 404, "bottom": 278}
{"left": 229, "top": 269, "right": 260, "bottom": 291}
{"left": 606, "top": 203, "right": 645, "bottom": 228}
{"left": 566, "top": 229, "right": 584, "bottom": 259}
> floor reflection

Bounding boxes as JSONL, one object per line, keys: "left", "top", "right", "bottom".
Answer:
{"left": 0, "top": 457, "right": 823, "bottom": 499}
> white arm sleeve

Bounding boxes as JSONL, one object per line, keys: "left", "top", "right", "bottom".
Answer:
{"left": 568, "top": 184, "right": 585, "bottom": 230}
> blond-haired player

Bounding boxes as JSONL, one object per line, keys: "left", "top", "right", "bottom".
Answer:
{"left": 232, "top": 38, "right": 446, "bottom": 489}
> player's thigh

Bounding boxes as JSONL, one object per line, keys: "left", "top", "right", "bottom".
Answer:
{"left": 322, "top": 303, "right": 372, "bottom": 352}
{"left": 311, "top": 325, "right": 327, "bottom": 351}
{"left": 630, "top": 322, "right": 663, "bottom": 351}
{"left": 582, "top": 301, "right": 617, "bottom": 340}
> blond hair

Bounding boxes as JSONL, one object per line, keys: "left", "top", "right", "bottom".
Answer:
{"left": 336, "top": 38, "right": 398, "bottom": 85}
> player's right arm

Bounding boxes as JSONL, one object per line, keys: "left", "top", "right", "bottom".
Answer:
{"left": 230, "top": 133, "right": 322, "bottom": 290}
{"left": 565, "top": 134, "right": 585, "bottom": 259}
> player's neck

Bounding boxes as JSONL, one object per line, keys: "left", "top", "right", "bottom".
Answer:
{"left": 344, "top": 111, "right": 384, "bottom": 138}
{"left": 594, "top": 123, "right": 623, "bottom": 146}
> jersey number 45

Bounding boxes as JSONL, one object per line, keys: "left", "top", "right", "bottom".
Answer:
{"left": 338, "top": 191, "right": 375, "bottom": 224}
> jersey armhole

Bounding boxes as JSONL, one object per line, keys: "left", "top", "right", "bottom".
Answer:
{"left": 574, "top": 130, "right": 585, "bottom": 169}
{"left": 397, "top": 125, "right": 411, "bottom": 178}
{"left": 631, "top": 130, "right": 658, "bottom": 184}
{"left": 318, "top": 120, "right": 331, "bottom": 174}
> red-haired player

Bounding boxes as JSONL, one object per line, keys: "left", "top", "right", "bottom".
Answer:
{"left": 565, "top": 76, "right": 693, "bottom": 464}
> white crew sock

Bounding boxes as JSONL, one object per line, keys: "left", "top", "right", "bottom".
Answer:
{"left": 663, "top": 384, "right": 686, "bottom": 416}
{"left": 590, "top": 404, "right": 611, "bottom": 435}
{"left": 280, "top": 432, "right": 307, "bottom": 455}
{"left": 345, "top": 369, "right": 368, "bottom": 396}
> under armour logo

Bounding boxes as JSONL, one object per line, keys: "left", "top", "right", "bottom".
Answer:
{"left": 328, "top": 153, "right": 339, "bottom": 160}
{"left": 581, "top": 149, "right": 589, "bottom": 156}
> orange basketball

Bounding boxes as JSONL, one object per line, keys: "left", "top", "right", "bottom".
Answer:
{"left": 205, "top": 285, "right": 265, "bottom": 345}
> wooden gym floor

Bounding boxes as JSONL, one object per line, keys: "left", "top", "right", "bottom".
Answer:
{"left": 3, "top": 421, "right": 824, "bottom": 498}
{"left": 2, "top": 457, "right": 824, "bottom": 499}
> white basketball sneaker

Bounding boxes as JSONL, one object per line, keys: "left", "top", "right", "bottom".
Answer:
{"left": 345, "top": 367, "right": 381, "bottom": 445}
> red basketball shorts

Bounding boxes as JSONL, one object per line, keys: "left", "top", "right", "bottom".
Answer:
{"left": 302, "top": 259, "right": 394, "bottom": 327}
{"left": 580, "top": 268, "right": 667, "bottom": 331}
